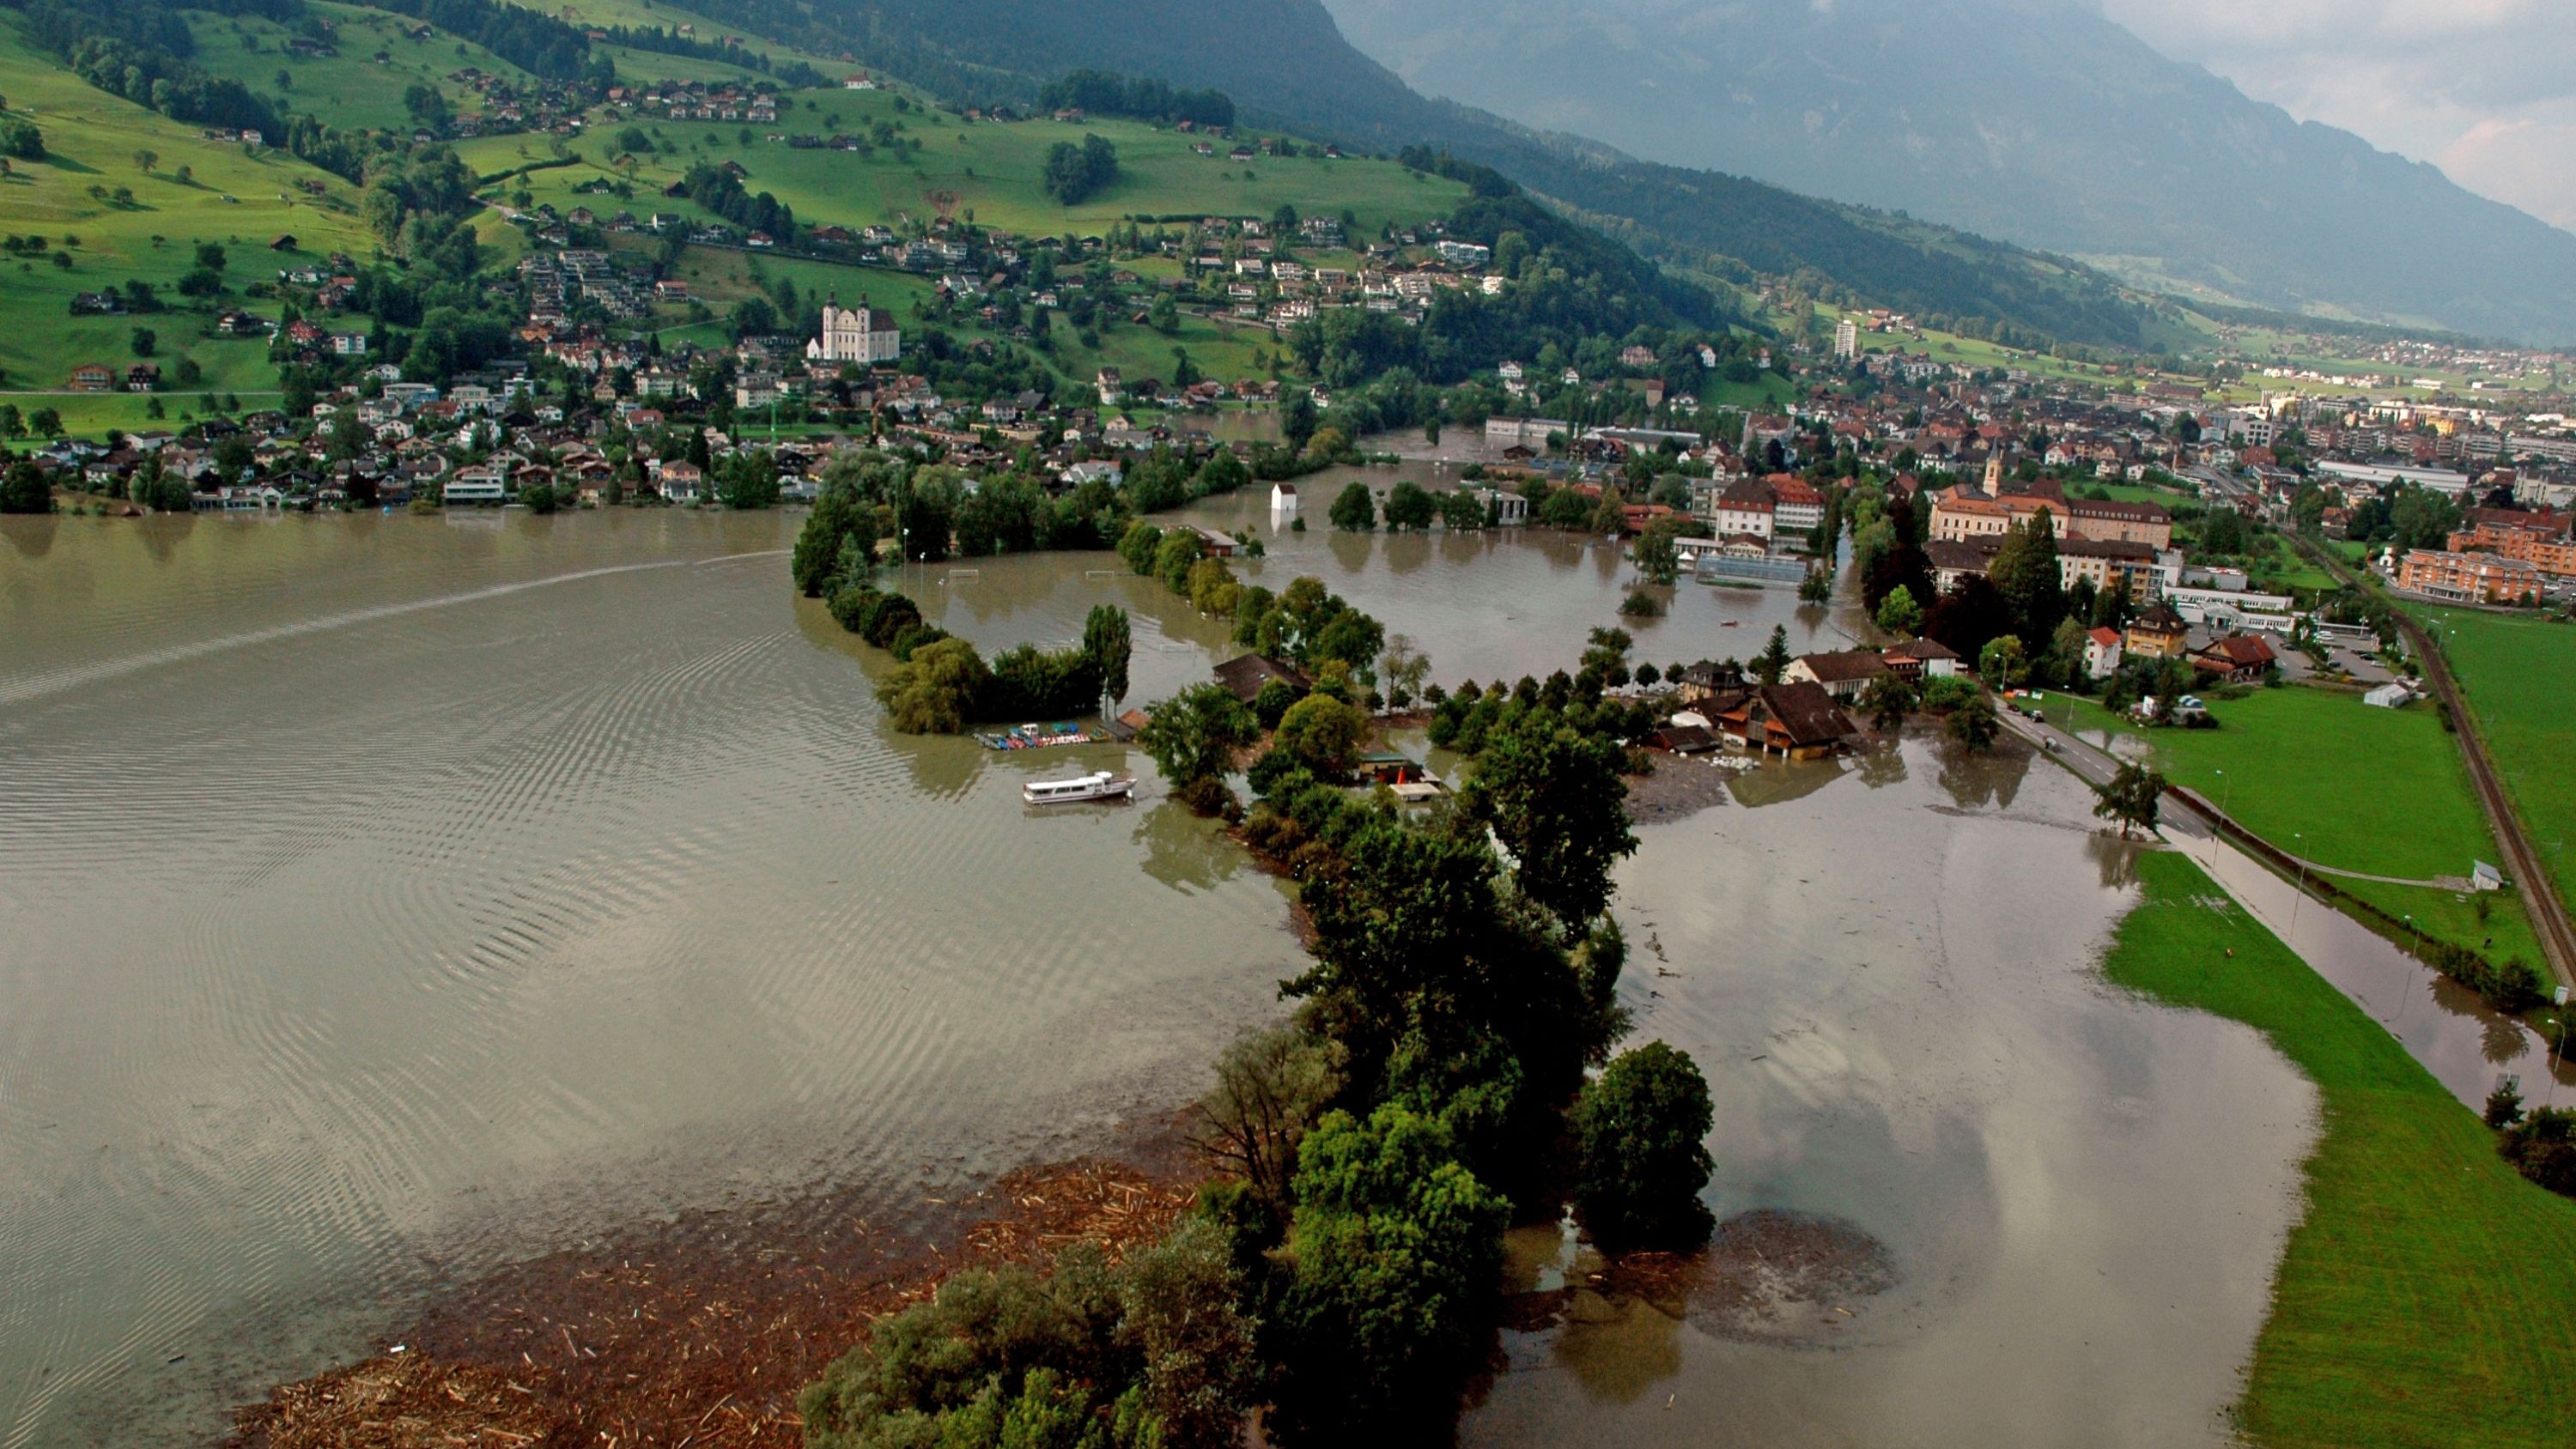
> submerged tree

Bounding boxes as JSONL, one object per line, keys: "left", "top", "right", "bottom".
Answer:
{"left": 1462, "top": 707, "right": 1636, "bottom": 932}
{"left": 1571, "top": 1041, "right": 1716, "bottom": 1250}
{"left": 1084, "top": 603, "right": 1133, "bottom": 709}
{"left": 1137, "top": 682, "right": 1257, "bottom": 792}
{"left": 2093, "top": 761, "right": 2166, "bottom": 839}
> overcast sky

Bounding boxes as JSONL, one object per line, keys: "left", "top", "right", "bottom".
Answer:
{"left": 2098, "top": 0, "right": 2576, "bottom": 231}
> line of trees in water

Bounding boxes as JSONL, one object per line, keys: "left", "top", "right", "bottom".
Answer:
{"left": 790, "top": 458, "right": 1720, "bottom": 1447}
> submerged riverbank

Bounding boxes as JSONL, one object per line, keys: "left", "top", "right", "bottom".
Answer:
{"left": 2103, "top": 852, "right": 2576, "bottom": 1447}
{"left": 231, "top": 1148, "right": 1202, "bottom": 1449}
{"left": 5, "top": 506, "right": 2529, "bottom": 1448}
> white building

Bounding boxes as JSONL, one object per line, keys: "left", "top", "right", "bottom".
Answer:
{"left": 1832, "top": 318, "right": 1859, "bottom": 362}
{"left": 806, "top": 295, "right": 901, "bottom": 365}
{"left": 1271, "top": 481, "right": 1299, "bottom": 514}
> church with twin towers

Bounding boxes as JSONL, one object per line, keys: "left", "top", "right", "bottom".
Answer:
{"left": 807, "top": 294, "right": 902, "bottom": 365}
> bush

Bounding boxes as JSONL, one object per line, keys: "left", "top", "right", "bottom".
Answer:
{"left": 1251, "top": 676, "right": 1302, "bottom": 729}
{"left": 1571, "top": 1042, "right": 1716, "bottom": 1250}
{"left": 1173, "top": 773, "right": 1238, "bottom": 820}
{"left": 798, "top": 1218, "right": 1255, "bottom": 1449}
{"left": 1618, "top": 587, "right": 1665, "bottom": 618}
{"left": 0, "top": 117, "right": 42, "bottom": 161}
{"left": 889, "top": 622, "right": 948, "bottom": 662}
{"left": 1327, "top": 481, "right": 1376, "bottom": 532}
{"left": 2425, "top": 941, "right": 2547, "bottom": 1015}
{"left": 2497, "top": 1107, "right": 2576, "bottom": 1197}
{"left": 1919, "top": 674, "right": 1979, "bottom": 712}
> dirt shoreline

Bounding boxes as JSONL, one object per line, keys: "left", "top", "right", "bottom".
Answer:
{"left": 229, "top": 1131, "right": 1203, "bottom": 1449}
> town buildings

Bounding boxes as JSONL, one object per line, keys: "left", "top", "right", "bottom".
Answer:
{"left": 2397, "top": 549, "right": 2545, "bottom": 605}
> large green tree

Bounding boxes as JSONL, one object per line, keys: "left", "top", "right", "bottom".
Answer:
{"left": 2093, "top": 761, "right": 2166, "bottom": 839}
{"left": 1137, "top": 682, "right": 1257, "bottom": 788}
{"left": 874, "top": 637, "right": 988, "bottom": 735}
{"left": 1382, "top": 481, "right": 1435, "bottom": 530}
{"left": 1273, "top": 694, "right": 1369, "bottom": 779}
{"left": 1571, "top": 1041, "right": 1716, "bottom": 1250}
{"left": 1989, "top": 512, "right": 2065, "bottom": 653}
{"left": 1084, "top": 604, "right": 1133, "bottom": 708}
{"left": 1753, "top": 624, "right": 1793, "bottom": 685}
{"left": 1270, "top": 1105, "right": 1509, "bottom": 1444}
{"left": 1461, "top": 707, "right": 1637, "bottom": 931}
{"left": 1328, "top": 482, "right": 1376, "bottom": 532}
{"left": 0, "top": 460, "right": 50, "bottom": 514}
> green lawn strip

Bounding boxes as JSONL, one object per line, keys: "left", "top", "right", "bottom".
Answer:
{"left": 2410, "top": 607, "right": 2576, "bottom": 920}
{"left": 2105, "top": 851, "right": 2576, "bottom": 1449}
{"left": 2048, "top": 688, "right": 2501, "bottom": 882}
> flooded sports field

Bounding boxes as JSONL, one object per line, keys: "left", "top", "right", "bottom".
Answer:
{"left": 0, "top": 494, "right": 2544, "bottom": 1447}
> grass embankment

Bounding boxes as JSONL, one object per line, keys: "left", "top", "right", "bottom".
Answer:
{"left": 2052, "top": 685, "right": 2544, "bottom": 964}
{"left": 2106, "top": 851, "right": 2576, "bottom": 1447}
{"left": 2411, "top": 607, "right": 2576, "bottom": 924}
{"left": 0, "top": 17, "right": 377, "bottom": 432}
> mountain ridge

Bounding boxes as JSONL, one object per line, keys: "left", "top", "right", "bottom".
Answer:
{"left": 735, "top": 0, "right": 2166, "bottom": 350}
{"left": 1320, "top": 0, "right": 2576, "bottom": 345}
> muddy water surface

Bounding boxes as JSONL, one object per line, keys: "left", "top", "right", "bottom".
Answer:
{"left": 0, "top": 499, "right": 2466, "bottom": 1449}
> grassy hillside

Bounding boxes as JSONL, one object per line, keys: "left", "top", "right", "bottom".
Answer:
{"left": 0, "top": 16, "right": 378, "bottom": 431}
{"left": 454, "top": 92, "right": 1464, "bottom": 239}
{"left": 713, "top": 0, "right": 2164, "bottom": 350}
{"left": 186, "top": 2, "right": 540, "bottom": 132}
{"left": 2104, "top": 851, "right": 2576, "bottom": 1448}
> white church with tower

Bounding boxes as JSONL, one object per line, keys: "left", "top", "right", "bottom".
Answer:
{"left": 807, "top": 294, "right": 901, "bottom": 365}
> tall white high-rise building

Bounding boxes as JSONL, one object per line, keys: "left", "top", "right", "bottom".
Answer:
{"left": 1833, "top": 317, "right": 1860, "bottom": 362}
{"left": 807, "top": 295, "right": 901, "bottom": 365}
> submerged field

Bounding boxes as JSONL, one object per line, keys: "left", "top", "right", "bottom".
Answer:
{"left": 2104, "top": 850, "right": 2576, "bottom": 1448}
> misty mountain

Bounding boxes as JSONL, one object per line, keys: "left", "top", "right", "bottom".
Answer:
{"left": 749, "top": 0, "right": 2160, "bottom": 348}
{"left": 1320, "top": 0, "right": 2576, "bottom": 345}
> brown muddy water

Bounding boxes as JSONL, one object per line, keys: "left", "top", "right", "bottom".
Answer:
{"left": 0, "top": 498, "right": 2536, "bottom": 1449}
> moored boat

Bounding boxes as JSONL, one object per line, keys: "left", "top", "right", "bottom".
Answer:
{"left": 1022, "top": 771, "right": 1136, "bottom": 806}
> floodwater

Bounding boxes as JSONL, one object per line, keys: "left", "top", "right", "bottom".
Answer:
{"left": 0, "top": 496, "right": 2537, "bottom": 1449}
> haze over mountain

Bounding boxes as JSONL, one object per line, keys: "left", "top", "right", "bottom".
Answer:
{"left": 1320, "top": 0, "right": 2576, "bottom": 344}
{"left": 768, "top": 0, "right": 2166, "bottom": 348}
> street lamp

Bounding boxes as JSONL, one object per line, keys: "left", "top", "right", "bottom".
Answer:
{"left": 2289, "top": 831, "right": 2306, "bottom": 940}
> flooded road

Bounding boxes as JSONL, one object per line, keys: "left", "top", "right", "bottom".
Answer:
{"left": 0, "top": 499, "right": 2530, "bottom": 1448}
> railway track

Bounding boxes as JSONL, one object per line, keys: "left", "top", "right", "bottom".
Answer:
{"left": 2302, "top": 540, "right": 2576, "bottom": 989}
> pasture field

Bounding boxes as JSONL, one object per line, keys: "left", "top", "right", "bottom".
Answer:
{"left": 2105, "top": 851, "right": 2576, "bottom": 1449}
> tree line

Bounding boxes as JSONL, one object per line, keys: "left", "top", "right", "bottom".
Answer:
{"left": 799, "top": 612, "right": 1720, "bottom": 1447}
{"left": 1039, "top": 70, "right": 1234, "bottom": 129}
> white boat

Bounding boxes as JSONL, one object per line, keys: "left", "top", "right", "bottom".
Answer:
{"left": 1023, "top": 771, "right": 1136, "bottom": 806}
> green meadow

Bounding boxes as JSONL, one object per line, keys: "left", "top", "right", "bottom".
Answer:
{"left": 2411, "top": 607, "right": 2576, "bottom": 923}
{"left": 453, "top": 92, "right": 1467, "bottom": 241}
{"left": 0, "top": 19, "right": 375, "bottom": 422}
{"left": 2051, "top": 685, "right": 2544, "bottom": 965}
{"left": 2105, "top": 851, "right": 2576, "bottom": 1449}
